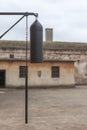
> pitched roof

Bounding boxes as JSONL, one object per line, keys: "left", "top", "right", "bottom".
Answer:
{"left": 0, "top": 40, "right": 87, "bottom": 51}
{"left": 0, "top": 40, "right": 25, "bottom": 49}
{"left": 43, "top": 41, "right": 87, "bottom": 51}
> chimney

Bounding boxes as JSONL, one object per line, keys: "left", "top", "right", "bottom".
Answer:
{"left": 45, "top": 28, "right": 53, "bottom": 42}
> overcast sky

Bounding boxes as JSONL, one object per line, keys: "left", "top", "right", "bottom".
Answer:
{"left": 0, "top": 0, "right": 87, "bottom": 43}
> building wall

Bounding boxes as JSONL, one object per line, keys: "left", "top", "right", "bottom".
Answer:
{"left": 0, "top": 47, "right": 87, "bottom": 85}
{"left": 44, "top": 50, "right": 87, "bottom": 84}
{"left": 0, "top": 61, "right": 75, "bottom": 88}
{"left": 75, "top": 61, "right": 87, "bottom": 84}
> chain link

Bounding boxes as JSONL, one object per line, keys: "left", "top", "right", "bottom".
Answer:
{"left": 25, "top": 15, "right": 28, "bottom": 124}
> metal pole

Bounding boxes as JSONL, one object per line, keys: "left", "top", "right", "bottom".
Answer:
{"left": 25, "top": 15, "right": 28, "bottom": 124}
{"left": 0, "top": 12, "right": 38, "bottom": 17}
{"left": 0, "top": 12, "right": 38, "bottom": 124}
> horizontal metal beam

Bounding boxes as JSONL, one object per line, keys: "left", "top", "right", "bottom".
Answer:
{"left": 0, "top": 12, "right": 38, "bottom": 17}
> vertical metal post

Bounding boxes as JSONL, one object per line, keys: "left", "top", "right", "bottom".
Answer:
{"left": 0, "top": 12, "right": 40, "bottom": 124}
{"left": 25, "top": 15, "right": 28, "bottom": 124}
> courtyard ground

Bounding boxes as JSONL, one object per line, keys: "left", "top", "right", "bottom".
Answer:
{"left": 0, "top": 86, "right": 87, "bottom": 130}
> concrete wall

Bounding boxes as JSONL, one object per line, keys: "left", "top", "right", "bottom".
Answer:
{"left": 0, "top": 61, "right": 75, "bottom": 88}
{"left": 75, "top": 61, "right": 87, "bottom": 84}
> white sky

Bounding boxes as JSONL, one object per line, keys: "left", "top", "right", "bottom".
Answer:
{"left": 0, "top": 0, "right": 87, "bottom": 42}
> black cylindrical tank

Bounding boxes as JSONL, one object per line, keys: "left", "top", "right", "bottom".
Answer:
{"left": 30, "top": 20, "right": 43, "bottom": 63}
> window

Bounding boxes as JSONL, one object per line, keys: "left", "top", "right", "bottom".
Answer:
{"left": 9, "top": 54, "right": 14, "bottom": 59}
{"left": 19, "top": 66, "right": 28, "bottom": 78}
{"left": 52, "top": 66, "right": 60, "bottom": 78}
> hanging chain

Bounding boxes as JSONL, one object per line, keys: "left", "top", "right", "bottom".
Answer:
{"left": 25, "top": 15, "right": 28, "bottom": 124}
{"left": 26, "top": 15, "right": 28, "bottom": 63}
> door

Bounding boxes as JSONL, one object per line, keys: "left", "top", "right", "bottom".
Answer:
{"left": 0, "top": 70, "right": 5, "bottom": 88}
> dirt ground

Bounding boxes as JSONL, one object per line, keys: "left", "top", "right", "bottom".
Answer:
{"left": 0, "top": 86, "right": 87, "bottom": 130}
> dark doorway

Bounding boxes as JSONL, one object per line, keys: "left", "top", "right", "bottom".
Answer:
{"left": 0, "top": 70, "right": 5, "bottom": 88}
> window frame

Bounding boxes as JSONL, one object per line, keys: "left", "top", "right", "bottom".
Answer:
{"left": 19, "top": 66, "right": 28, "bottom": 78}
{"left": 51, "top": 66, "right": 60, "bottom": 78}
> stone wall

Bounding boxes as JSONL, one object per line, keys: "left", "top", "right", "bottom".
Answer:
{"left": 43, "top": 50, "right": 87, "bottom": 61}
{"left": 0, "top": 48, "right": 87, "bottom": 61}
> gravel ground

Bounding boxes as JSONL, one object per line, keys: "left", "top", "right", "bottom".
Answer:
{"left": 0, "top": 86, "right": 87, "bottom": 130}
